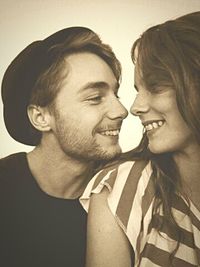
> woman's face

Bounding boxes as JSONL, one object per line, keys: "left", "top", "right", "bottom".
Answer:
{"left": 130, "top": 64, "right": 196, "bottom": 155}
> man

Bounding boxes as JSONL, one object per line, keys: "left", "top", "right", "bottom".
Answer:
{"left": 0, "top": 27, "right": 128, "bottom": 267}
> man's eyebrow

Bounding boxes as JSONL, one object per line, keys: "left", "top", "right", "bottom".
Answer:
{"left": 79, "top": 81, "right": 120, "bottom": 93}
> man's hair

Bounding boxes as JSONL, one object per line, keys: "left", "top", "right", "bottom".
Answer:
{"left": 29, "top": 30, "right": 122, "bottom": 144}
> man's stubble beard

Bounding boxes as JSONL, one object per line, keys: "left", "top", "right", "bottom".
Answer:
{"left": 53, "top": 112, "right": 121, "bottom": 162}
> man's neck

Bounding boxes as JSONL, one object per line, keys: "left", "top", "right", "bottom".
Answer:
{"left": 27, "top": 145, "right": 96, "bottom": 199}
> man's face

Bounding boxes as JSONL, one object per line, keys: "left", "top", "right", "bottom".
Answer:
{"left": 49, "top": 52, "right": 128, "bottom": 161}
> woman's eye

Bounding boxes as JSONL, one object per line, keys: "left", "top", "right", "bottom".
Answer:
{"left": 147, "top": 82, "right": 173, "bottom": 94}
{"left": 150, "top": 86, "right": 172, "bottom": 94}
{"left": 150, "top": 87, "right": 163, "bottom": 94}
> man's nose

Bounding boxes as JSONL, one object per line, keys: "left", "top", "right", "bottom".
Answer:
{"left": 130, "top": 94, "right": 150, "bottom": 116}
{"left": 107, "top": 98, "right": 128, "bottom": 120}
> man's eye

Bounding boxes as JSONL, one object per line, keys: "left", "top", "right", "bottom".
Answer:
{"left": 87, "top": 96, "right": 102, "bottom": 103}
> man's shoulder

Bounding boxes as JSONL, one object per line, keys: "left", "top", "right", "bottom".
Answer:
{"left": 0, "top": 152, "right": 27, "bottom": 175}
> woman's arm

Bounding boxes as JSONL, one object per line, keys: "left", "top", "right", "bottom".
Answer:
{"left": 86, "top": 188, "right": 134, "bottom": 267}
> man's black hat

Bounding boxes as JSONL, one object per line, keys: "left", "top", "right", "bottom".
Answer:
{"left": 1, "top": 27, "right": 95, "bottom": 146}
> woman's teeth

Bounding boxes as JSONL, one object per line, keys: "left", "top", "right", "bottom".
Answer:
{"left": 145, "top": 120, "right": 164, "bottom": 131}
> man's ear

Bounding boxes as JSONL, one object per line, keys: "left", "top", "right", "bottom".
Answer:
{"left": 27, "top": 105, "right": 51, "bottom": 132}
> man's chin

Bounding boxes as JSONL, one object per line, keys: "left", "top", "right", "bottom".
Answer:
{"left": 96, "top": 147, "right": 122, "bottom": 161}
{"left": 69, "top": 144, "right": 122, "bottom": 162}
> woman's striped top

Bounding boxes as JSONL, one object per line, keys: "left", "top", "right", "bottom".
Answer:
{"left": 80, "top": 159, "right": 200, "bottom": 266}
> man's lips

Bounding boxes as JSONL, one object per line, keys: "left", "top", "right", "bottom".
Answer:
{"left": 96, "top": 121, "right": 122, "bottom": 136}
{"left": 98, "top": 129, "right": 120, "bottom": 136}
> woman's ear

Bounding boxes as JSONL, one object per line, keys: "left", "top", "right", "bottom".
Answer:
{"left": 27, "top": 105, "right": 51, "bottom": 132}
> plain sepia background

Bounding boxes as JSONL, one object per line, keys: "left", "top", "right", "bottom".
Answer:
{"left": 1, "top": 0, "right": 200, "bottom": 158}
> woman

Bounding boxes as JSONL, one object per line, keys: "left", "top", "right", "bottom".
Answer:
{"left": 80, "top": 11, "right": 200, "bottom": 266}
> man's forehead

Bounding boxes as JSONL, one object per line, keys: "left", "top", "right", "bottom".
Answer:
{"left": 61, "top": 52, "right": 119, "bottom": 94}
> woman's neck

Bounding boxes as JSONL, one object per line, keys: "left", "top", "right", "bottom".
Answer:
{"left": 173, "top": 144, "right": 200, "bottom": 209}
{"left": 173, "top": 144, "right": 200, "bottom": 181}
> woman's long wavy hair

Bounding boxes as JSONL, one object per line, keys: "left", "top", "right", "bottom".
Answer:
{"left": 123, "top": 11, "right": 200, "bottom": 264}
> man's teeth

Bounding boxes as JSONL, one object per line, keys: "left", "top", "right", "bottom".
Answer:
{"left": 101, "top": 130, "right": 119, "bottom": 136}
{"left": 145, "top": 121, "right": 164, "bottom": 131}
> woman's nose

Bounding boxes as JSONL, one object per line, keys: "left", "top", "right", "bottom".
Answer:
{"left": 130, "top": 94, "right": 150, "bottom": 116}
